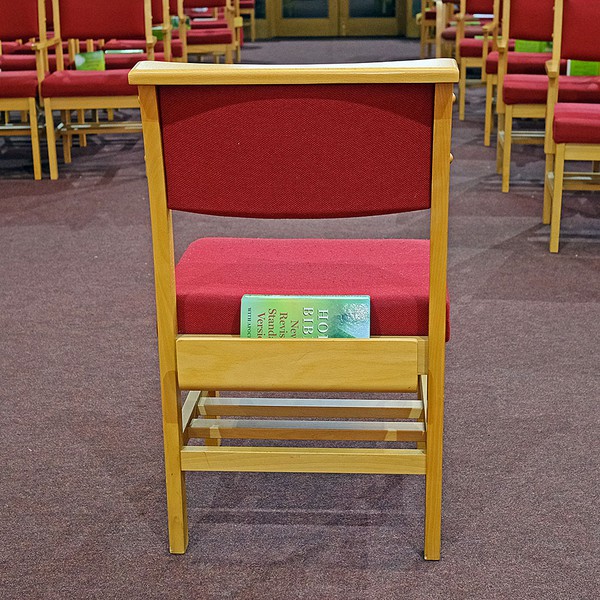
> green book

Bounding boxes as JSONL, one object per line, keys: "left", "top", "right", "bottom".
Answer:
{"left": 514, "top": 40, "right": 552, "bottom": 53}
{"left": 152, "top": 25, "right": 164, "bottom": 41}
{"left": 74, "top": 51, "right": 105, "bottom": 71}
{"left": 104, "top": 49, "right": 144, "bottom": 55}
{"left": 567, "top": 60, "right": 600, "bottom": 76}
{"left": 241, "top": 295, "right": 370, "bottom": 339}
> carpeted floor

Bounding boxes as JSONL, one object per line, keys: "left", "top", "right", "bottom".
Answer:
{"left": 0, "top": 39, "right": 598, "bottom": 600}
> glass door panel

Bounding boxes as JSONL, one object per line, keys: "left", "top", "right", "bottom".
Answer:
{"left": 342, "top": 0, "right": 400, "bottom": 35}
{"left": 274, "top": 0, "right": 340, "bottom": 36}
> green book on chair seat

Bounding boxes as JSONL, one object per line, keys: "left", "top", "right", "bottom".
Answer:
{"left": 241, "top": 295, "right": 370, "bottom": 339}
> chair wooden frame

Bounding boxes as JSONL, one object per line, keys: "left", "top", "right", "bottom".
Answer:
{"left": 130, "top": 58, "right": 458, "bottom": 560}
{"left": 457, "top": 0, "right": 500, "bottom": 121}
{"left": 179, "top": 0, "right": 241, "bottom": 64}
{"left": 42, "top": 0, "right": 154, "bottom": 180}
{"left": 495, "top": 0, "right": 550, "bottom": 193}
{"left": 418, "top": 0, "right": 437, "bottom": 59}
{"left": 0, "top": 0, "right": 49, "bottom": 180}
{"left": 543, "top": 0, "right": 600, "bottom": 252}
{"left": 239, "top": 0, "right": 255, "bottom": 42}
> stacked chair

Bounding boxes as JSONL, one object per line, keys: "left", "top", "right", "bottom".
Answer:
{"left": 129, "top": 58, "right": 458, "bottom": 559}
{"left": 436, "top": 0, "right": 490, "bottom": 59}
{"left": 239, "top": 0, "right": 255, "bottom": 43}
{"left": 41, "top": 0, "right": 155, "bottom": 179}
{"left": 543, "top": 0, "right": 600, "bottom": 252}
{"left": 417, "top": 0, "right": 438, "bottom": 58}
{"left": 0, "top": 0, "right": 48, "bottom": 180}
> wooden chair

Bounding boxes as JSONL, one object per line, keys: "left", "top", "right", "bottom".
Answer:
{"left": 457, "top": 0, "right": 500, "bottom": 121}
{"left": 543, "top": 0, "right": 600, "bottom": 252}
{"left": 129, "top": 58, "right": 458, "bottom": 559}
{"left": 0, "top": 0, "right": 48, "bottom": 180}
{"left": 239, "top": 0, "right": 255, "bottom": 42}
{"left": 41, "top": 0, "right": 154, "bottom": 179}
{"left": 181, "top": 0, "right": 240, "bottom": 64}
{"left": 418, "top": 0, "right": 437, "bottom": 59}
{"left": 495, "top": 0, "right": 556, "bottom": 192}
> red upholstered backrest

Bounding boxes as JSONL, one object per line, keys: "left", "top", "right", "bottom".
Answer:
{"left": 466, "top": 0, "right": 494, "bottom": 14}
{"left": 184, "top": 0, "right": 227, "bottom": 8}
{"left": 57, "top": 0, "right": 147, "bottom": 39}
{"left": 561, "top": 0, "right": 600, "bottom": 62}
{"left": 152, "top": 0, "right": 166, "bottom": 24}
{"left": 0, "top": 0, "right": 40, "bottom": 39}
{"left": 159, "top": 84, "right": 435, "bottom": 218}
{"left": 509, "top": 0, "right": 555, "bottom": 41}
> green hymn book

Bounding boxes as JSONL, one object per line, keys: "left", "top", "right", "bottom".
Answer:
{"left": 566, "top": 60, "right": 600, "bottom": 76}
{"left": 74, "top": 51, "right": 105, "bottom": 70}
{"left": 241, "top": 295, "right": 371, "bottom": 339}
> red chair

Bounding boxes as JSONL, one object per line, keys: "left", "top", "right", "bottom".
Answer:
{"left": 544, "top": 0, "right": 600, "bottom": 252}
{"left": 417, "top": 0, "right": 437, "bottom": 59}
{"left": 457, "top": 0, "right": 500, "bottom": 121}
{"left": 130, "top": 58, "right": 458, "bottom": 559}
{"left": 239, "top": 0, "right": 255, "bottom": 42}
{"left": 41, "top": 0, "right": 154, "bottom": 179}
{"left": 0, "top": 0, "right": 48, "bottom": 180}
{"left": 181, "top": 0, "right": 240, "bottom": 64}
{"left": 436, "top": 0, "right": 488, "bottom": 59}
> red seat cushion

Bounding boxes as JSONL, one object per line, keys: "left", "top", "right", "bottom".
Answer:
{"left": 553, "top": 103, "right": 600, "bottom": 144}
{"left": 424, "top": 9, "right": 436, "bottom": 20}
{"left": 104, "top": 52, "right": 167, "bottom": 69}
{"left": 486, "top": 51, "right": 567, "bottom": 76}
{"left": 0, "top": 54, "right": 67, "bottom": 72}
{"left": 41, "top": 69, "right": 135, "bottom": 98}
{"left": 459, "top": 38, "right": 484, "bottom": 58}
{"left": 441, "top": 25, "right": 486, "bottom": 41}
{"left": 190, "top": 18, "right": 229, "bottom": 30}
{"left": 175, "top": 238, "right": 450, "bottom": 339}
{"left": 1, "top": 41, "right": 22, "bottom": 54}
{"left": 0, "top": 71, "right": 39, "bottom": 98}
{"left": 503, "top": 74, "right": 600, "bottom": 105}
{"left": 187, "top": 28, "right": 233, "bottom": 45}
{"left": 103, "top": 39, "right": 183, "bottom": 57}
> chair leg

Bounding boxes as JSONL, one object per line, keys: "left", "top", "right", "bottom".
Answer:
{"left": 77, "top": 109, "right": 87, "bottom": 148}
{"left": 225, "top": 47, "right": 233, "bottom": 64}
{"left": 459, "top": 60, "right": 466, "bottom": 121}
{"left": 484, "top": 78, "right": 494, "bottom": 147}
{"left": 162, "top": 379, "right": 189, "bottom": 554}
{"left": 496, "top": 112, "right": 504, "bottom": 174}
{"left": 107, "top": 108, "right": 115, "bottom": 121}
{"left": 543, "top": 153, "right": 554, "bottom": 225}
{"left": 250, "top": 11, "right": 256, "bottom": 42}
{"left": 204, "top": 391, "right": 221, "bottom": 447}
{"left": 28, "top": 98, "right": 42, "bottom": 181}
{"left": 44, "top": 99, "right": 59, "bottom": 180}
{"left": 501, "top": 105, "right": 513, "bottom": 192}
{"left": 549, "top": 144, "right": 566, "bottom": 253}
{"left": 424, "top": 374, "right": 443, "bottom": 561}
{"left": 62, "top": 111, "right": 73, "bottom": 164}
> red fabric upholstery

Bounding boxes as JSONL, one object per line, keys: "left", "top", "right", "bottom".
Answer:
{"left": 460, "top": 39, "right": 514, "bottom": 59}
{"left": 16, "top": 40, "right": 99, "bottom": 54}
{"left": 159, "top": 84, "right": 434, "bottom": 218}
{"left": 239, "top": 0, "right": 255, "bottom": 8}
{"left": 509, "top": 0, "right": 554, "bottom": 42}
{"left": 424, "top": 9, "right": 436, "bottom": 19}
{"left": 104, "top": 53, "right": 167, "bottom": 69}
{"left": 185, "top": 0, "right": 227, "bottom": 7}
{"left": 58, "top": 0, "right": 147, "bottom": 40}
{"left": 503, "top": 74, "right": 600, "bottom": 105}
{"left": 1, "top": 41, "right": 22, "bottom": 54}
{"left": 466, "top": 0, "right": 494, "bottom": 12}
{"left": 41, "top": 70, "right": 135, "bottom": 97}
{"left": 151, "top": 0, "right": 166, "bottom": 24}
{"left": 175, "top": 238, "right": 450, "bottom": 339}
{"left": 0, "top": 0, "right": 39, "bottom": 39}
{"left": 441, "top": 26, "right": 486, "bottom": 41}
{"left": 0, "top": 54, "right": 67, "bottom": 72}
{"left": 561, "top": 0, "right": 600, "bottom": 62}
{"left": 0, "top": 71, "right": 39, "bottom": 98}
{"left": 104, "top": 38, "right": 184, "bottom": 58}
{"left": 485, "top": 51, "right": 566, "bottom": 75}
{"left": 187, "top": 28, "right": 233, "bottom": 44}
{"left": 191, "top": 18, "right": 229, "bottom": 29}
{"left": 553, "top": 103, "right": 600, "bottom": 144}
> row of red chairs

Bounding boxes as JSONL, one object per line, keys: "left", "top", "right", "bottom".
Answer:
{"left": 0, "top": 0, "right": 253, "bottom": 179}
{"left": 434, "top": 0, "right": 600, "bottom": 252}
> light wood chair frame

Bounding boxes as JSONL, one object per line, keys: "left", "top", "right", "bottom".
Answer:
{"left": 0, "top": 0, "right": 51, "bottom": 180}
{"left": 543, "top": 0, "right": 600, "bottom": 252}
{"left": 42, "top": 0, "right": 155, "bottom": 180}
{"left": 239, "top": 0, "right": 255, "bottom": 42}
{"left": 130, "top": 59, "right": 458, "bottom": 560}
{"left": 179, "top": 0, "right": 241, "bottom": 64}
{"left": 457, "top": 0, "right": 500, "bottom": 121}
{"left": 495, "top": 0, "right": 548, "bottom": 193}
{"left": 418, "top": 0, "right": 437, "bottom": 59}
{"left": 435, "top": 0, "right": 458, "bottom": 59}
